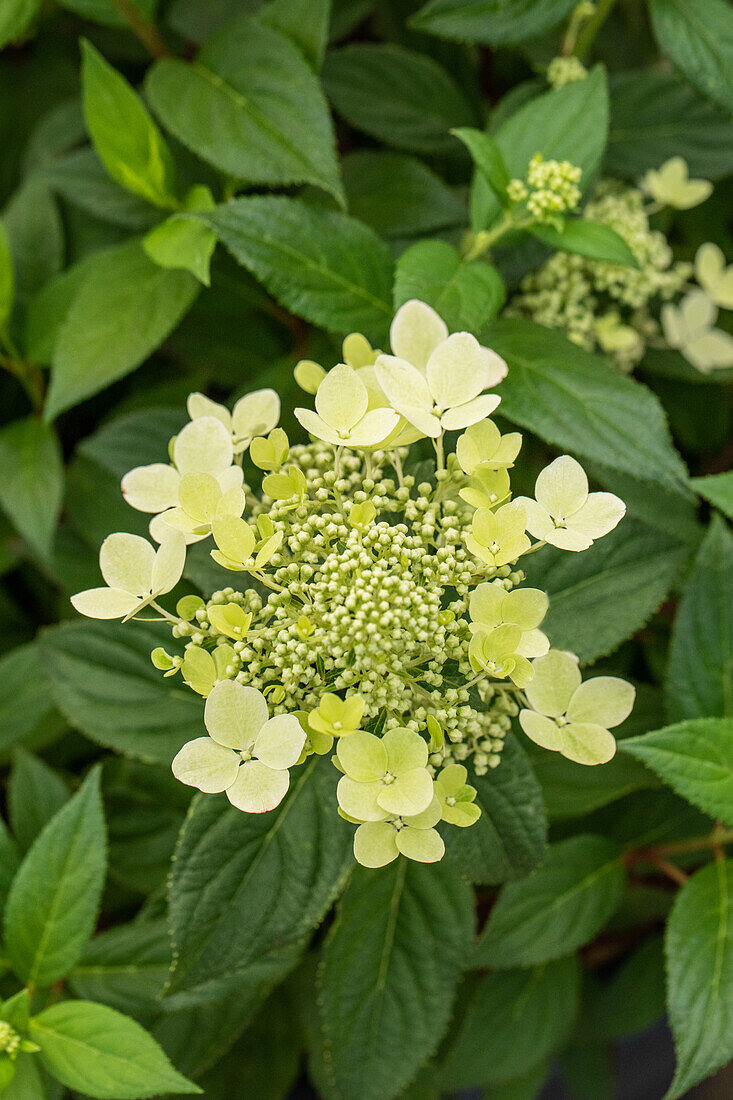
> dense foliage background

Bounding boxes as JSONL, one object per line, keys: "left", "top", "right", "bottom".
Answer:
{"left": 0, "top": 0, "right": 732, "bottom": 1097}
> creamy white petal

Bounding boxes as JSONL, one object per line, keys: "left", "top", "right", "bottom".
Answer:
{"left": 347, "top": 408, "right": 400, "bottom": 447}
{"left": 390, "top": 299, "right": 448, "bottom": 368}
{"left": 254, "top": 714, "right": 306, "bottom": 770}
{"left": 187, "top": 393, "right": 232, "bottom": 430}
{"left": 535, "top": 456, "right": 588, "bottom": 521}
{"left": 173, "top": 416, "right": 233, "bottom": 476}
{"left": 524, "top": 650, "right": 581, "bottom": 717}
{"left": 315, "top": 364, "right": 368, "bottom": 434}
{"left": 71, "top": 588, "right": 142, "bottom": 620}
{"left": 100, "top": 533, "right": 155, "bottom": 596}
{"left": 427, "top": 332, "right": 490, "bottom": 409}
{"left": 151, "top": 532, "right": 186, "bottom": 594}
{"left": 121, "top": 464, "right": 180, "bottom": 513}
{"left": 171, "top": 737, "right": 239, "bottom": 793}
{"left": 294, "top": 408, "right": 344, "bottom": 447}
{"left": 567, "top": 677, "right": 635, "bottom": 728}
{"left": 226, "top": 760, "right": 290, "bottom": 813}
{"left": 511, "top": 497, "right": 555, "bottom": 541}
{"left": 204, "top": 679, "right": 268, "bottom": 750}
{"left": 569, "top": 492, "right": 625, "bottom": 541}
{"left": 440, "top": 394, "right": 501, "bottom": 431}
{"left": 375, "top": 354, "right": 433, "bottom": 415}
{"left": 232, "top": 389, "right": 280, "bottom": 440}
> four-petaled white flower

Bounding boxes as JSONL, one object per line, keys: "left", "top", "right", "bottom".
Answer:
{"left": 187, "top": 389, "right": 280, "bottom": 454}
{"left": 374, "top": 299, "right": 507, "bottom": 439}
{"left": 661, "top": 289, "right": 733, "bottom": 374}
{"left": 469, "top": 581, "right": 549, "bottom": 659}
{"left": 513, "top": 455, "right": 625, "bottom": 551}
{"left": 519, "top": 650, "right": 635, "bottom": 765}
{"left": 641, "top": 157, "right": 712, "bottom": 210}
{"left": 352, "top": 798, "right": 444, "bottom": 867}
{"left": 71, "top": 531, "right": 185, "bottom": 620}
{"left": 295, "top": 364, "right": 399, "bottom": 448}
{"left": 336, "top": 727, "right": 435, "bottom": 821}
{"left": 172, "top": 680, "right": 306, "bottom": 812}
{"left": 695, "top": 243, "right": 733, "bottom": 310}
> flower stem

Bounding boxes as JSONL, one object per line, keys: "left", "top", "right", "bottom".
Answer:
{"left": 108, "top": 0, "right": 171, "bottom": 58}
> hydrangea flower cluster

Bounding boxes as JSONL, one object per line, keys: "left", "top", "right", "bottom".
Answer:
{"left": 506, "top": 154, "right": 583, "bottom": 226}
{"left": 71, "top": 300, "right": 634, "bottom": 868}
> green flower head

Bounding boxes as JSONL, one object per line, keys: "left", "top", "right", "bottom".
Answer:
{"left": 336, "top": 727, "right": 434, "bottom": 821}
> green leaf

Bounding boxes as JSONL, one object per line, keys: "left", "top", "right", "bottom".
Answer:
{"left": 0, "top": 417, "right": 64, "bottom": 558}
{"left": 483, "top": 1061, "right": 551, "bottom": 1100}
{"left": 0, "top": 222, "right": 14, "bottom": 329}
{"left": 69, "top": 921, "right": 170, "bottom": 1026}
{"left": 666, "top": 518, "right": 733, "bottom": 722}
{"left": 665, "top": 860, "right": 733, "bottom": 1098}
{"left": 56, "top": 0, "right": 157, "bottom": 28}
{"left": 3, "top": 178, "right": 63, "bottom": 303}
{"left": 4, "top": 767, "right": 106, "bottom": 987}
{"left": 45, "top": 239, "right": 199, "bottom": 420}
{"left": 40, "top": 620, "right": 204, "bottom": 764}
{"left": 0, "top": 0, "right": 43, "bottom": 48}
{"left": 452, "top": 127, "right": 509, "bottom": 197}
{"left": 529, "top": 218, "right": 639, "bottom": 267}
{"left": 691, "top": 471, "right": 733, "bottom": 520}
{"left": 621, "top": 718, "right": 733, "bottom": 827}
{"left": 524, "top": 518, "right": 688, "bottom": 663}
{"left": 259, "top": 0, "right": 330, "bottom": 69}
{"left": 166, "top": 758, "right": 353, "bottom": 1005}
{"left": 581, "top": 936, "right": 666, "bottom": 1041}
{"left": 81, "top": 39, "right": 177, "bottom": 209}
{"left": 0, "top": 820, "right": 20, "bottom": 922}
{"left": 143, "top": 216, "right": 217, "bottom": 286}
{"left": 342, "top": 151, "right": 465, "bottom": 240}
{"left": 474, "top": 836, "right": 625, "bottom": 968}
{"left": 30, "top": 1000, "right": 201, "bottom": 1098}
{"left": 472, "top": 67, "right": 608, "bottom": 231}
{"left": 42, "top": 148, "right": 161, "bottom": 230}
{"left": 9, "top": 749, "right": 69, "bottom": 853}
{"left": 607, "top": 69, "right": 733, "bottom": 180}
{"left": 145, "top": 17, "right": 343, "bottom": 203}
{"left": 443, "top": 733, "right": 547, "bottom": 884}
{"left": 440, "top": 957, "right": 580, "bottom": 1089}
{"left": 650, "top": 0, "right": 733, "bottom": 114}
{"left": 394, "top": 240, "right": 505, "bottom": 334}
{"left": 586, "top": 462, "right": 701, "bottom": 546}
{"left": 316, "top": 860, "right": 474, "bottom": 1100}
{"left": 201, "top": 196, "right": 394, "bottom": 341}
{"left": 411, "top": 0, "right": 578, "bottom": 44}
{"left": 485, "top": 319, "right": 690, "bottom": 493}
{"left": 323, "top": 43, "right": 474, "bottom": 156}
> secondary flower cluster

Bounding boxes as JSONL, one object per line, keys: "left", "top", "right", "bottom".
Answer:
{"left": 71, "top": 300, "right": 634, "bottom": 868}
{"left": 510, "top": 161, "right": 733, "bottom": 374}
{"left": 506, "top": 153, "right": 582, "bottom": 226}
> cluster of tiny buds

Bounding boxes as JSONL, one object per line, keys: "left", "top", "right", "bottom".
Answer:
{"left": 508, "top": 154, "right": 582, "bottom": 224}
{"left": 0, "top": 1023, "right": 20, "bottom": 1058}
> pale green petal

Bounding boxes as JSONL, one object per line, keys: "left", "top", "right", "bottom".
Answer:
{"left": 178, "top": 473, "right": 221, "bottom": 523}
{"left": 465, "top": 533, "right": 495, "bottom": 567}
{"left": 353, "top": 821, "right": 398, "bottom": 867}
{"left": 566, "top": 677, "right": 635, "bottom": 728}
{"left": 519, "top": 710, "right": 565, "bottom": 751}
{"left": 442, "top": 801, "right": 481, "bottom": 827}
{"left": 254, "top": 714, "right": 306, "bottom": 769}
{"left": 205, "top": 679, "right": 268, "bottom": 749}
{"left": 71, "top": 587, "right": 141, "bottom": 620}
{"left": 461, "top": 468, "right": 511, "bottom": 510}
{"left": 509, "top": 654, "right": 533, "bottom": 689}
{"left": 427, "top": 332, "right": 489, "bottom": 410}
{"left": 294, "top": 359, "right": 326, "bottom": 394}
{"left": 535, "top": 455, "right": 588, "bottom": 521}
{"left": 389, "top": 299, "right": 447, "bottom": 369}
{"left": 482, "top": 347, "right": 508, "bottom": 386}
{"left": 341, "top": 694, "right": 366, "bottom": 731}
{"left": 492, "top": 433, "right": 523, "bottom": 467}
{"left": 396, "top": 403, "right": 442, "bottom": 439}
{"left": 684, "top": 328, "right": 733, "bottom": 373}
{"left": 512, "top": 496, "right": 554, "bottom": 541}
{"left": 395, "top": 826, "right": 444, "bottom": 863}
{"left": 171, "top": 737, "right": 239, "bottom": 793}
{"left": 516, "top": 628, "right": 550, "bottom": 659}
{"left": 315, "top": 364, "right": 368, "bottom": 434}
{"left": 374, "top": 354, "right": 433, "bottom": 416}
{"left": 337, "top": 730, "right": 387, "bottom": 781}
{"left": 181, "top": 646, "right": 216, "bottom": 696}
{"left": 343, "top": 332, "right": 376, "bottom": 369}
{"left": 405, "top": 793, "right": 442, "bottom": 829}
{"left": 544, "top": 526, "right": 593, "bottom": 552}
{"left": 456, "top": 420, "right": 501, "bottom": 475}
{"left": 569, "top": 492, "right": 625, "bottom": 541}
{"left": 383, "top": 727, "right": 428, "bottom": 775}
{"left": 483, "top": 623, "right": 522, "bottom": 660}
{"left": 441, "top": 394, "right": 501, "bottom": 431}
{"left": 218, "top": 465, "right": 245, "bottom": 493}
{"left": 337, "top": 775, "right": 386, "bottom": 821}
{"left": 524, "top": 650, "right": 581, "bottom": 716}
{"left": 471, "top": 507, "right": 498, "bottom": 547}
{"left": 469, "top": 581, "right": 505, "bottom": 629}
{"left": 294, "top": 408, "right": 343, "bottom": 447}
{"left": 150, "top": 509, "right": 203, "bottom": 545}
{"left": 560, "top": 723, "right": 617, "bottom": 765}
{"left": 696, "top": 242, "right": 733, "bottom": 309}
{"left": 378, "top": 767, "right": 434, "bottom": 817}
{"left": 436, "top": 764, "right": 467, "bottom": 797}
{"left": 232, "top": 389, "right": 280, "bottom": 441}
{"left": 494, "top": 502, "right": 530, "bottom": 565}
{"left": 151, "top": 532, "right": 186, "bottom": 594}
{"left": 348, "top": 407, "right": 400, "bottom": 447}
{"left": 173, "top": 415, "right": 233, "bottom": 476}
{"left": 211, "top": 515, "right": 256, "bottom": 565}
{"left": 187, "top": 392, "right": 231, "bottom": 429}
{"left": 502, "top": 587, "right": 548, "bottom": 630}
{"left": 121, "top": 463, "right": 180, "bottom": 513}
{"left": 100, "top": 533, "right": 155, "bottom": 596}
{"left": 217, "top": 487, "right": 246, "bottom": 518}
{"left": 226, "top": 760, "right": 290, "bottom": 813}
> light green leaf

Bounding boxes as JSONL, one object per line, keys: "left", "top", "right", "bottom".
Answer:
{"left": 143, "top": 216, "right": 217, "bottom": 286}
{"left": 410, "top": 0, "right": 578, "bottom": 44}
{"left": 691, "top": 471, "right": 733, "bottom": 520}
{"left": 665, "top": 860, "right": 733, "bottom": 1098}
{"left": 452, "top": 126, "right": 509, "bottom": 198}
{"left": 145, "top": 17, "right": 343, "bottom": 202}
{"left": 0, "top": 417, "right": 64, "bottom": 558}
{"left": 394, "top": 240, "right": 505, "bottom": 334}
{"left": 201, "top": 196, "right": 393, "bottom": 341}
{"left": 485, "top": 319, "right": 690, "bottom": 493}
{"left": 666, "top": 517, "right": 733, "bottom": 721}
{"left": 9, "top": 749, "right": 69, "bottom": 853}
{"left": 30, "top": 1000, "right": 201, "bottom": 1098}
{"left": 46, "top": 239, "right": 199, "bottom": 420}
{"left": 3, "top": 178, "right": 63, "bottom": 303}
{"left": 0, "top": 0, "right": 43, "bottom": 48}
{"left": 524, "top": 518, "right": 689, "bottom": 663}
{"left": 607, "top": 69, "right": 733, "bottom": 180}
{"left": 323, "top": 42, "right": 474, "bottom": 156}
{"left": 440, "top": 957, "right": 580, "bottom": 1089}
{"left": 0, "top": 222, "right": 14, "bottom": 329}
{"left": 166, "top": 758, "right": 353, "bottom": 1005}
{"left": 650, "top": 0, "right": 733, "bottom": 114}
{"left": 474, "top": 835, "right": 625, "bottom": 967}
{"left": 4, "top": 767, "right": 106, "bottom": 987}
{"left": 81, "top": 39, "right": 177, "bottom": 209}
{"left": 621, "top": 718, "right": 733, "bottom": 827}
{"left": 342, "top": 151, "right": 465, "bottom": 240}
{"left": 40, "top": 620, "right": 204, "bottom": 764}
{"left": 316, "top": 860, "right": 474, "bottom": 1100}
{"left": 529, "top": 218, "right": 639, "bottom": 267}
{"left": 443, "top": 734, "right": 547, "bottom": 884}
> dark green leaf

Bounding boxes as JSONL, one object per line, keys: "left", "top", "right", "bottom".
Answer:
{"left": 529, "top": 218, "right": 639, "bottom": 267}
{"left": 666, "top": 517, "right": 733, "bottom": 721}
{"left": 342, "top": 151, "right": 465, "bottom": 239}
{"left": 0, "top": 0, "right": 43, "bottom": 49}
{"left": 691, "top": 471, "right": 733, "bottom": 520}
{"left": 452, "top": 127, "right": 509, "bottom": 197}
{"left": 56, "top": 0, "right": 157, "bottom": 28}
{"left": 411, "top": 0, "right": 578, "bottom": 44}
{"left": 0, "top": 222, "right": 14, "bottom": 329}
{"left": 42, "top": 148, "right": 162, "bottom": 229}
{"left": 0, "top": 820, "right": 20, "bottom": 922}
{"left": 8, "top": 749, "right": 69, "bottom": 854}
{"left": 260, "top": 0, "right": 330, "bottom": 69}
{"left": 582, "top": 936, "right": 665, "bottom": 1041}
{"left": 665, "top": 860, "right": 733, "bottom": 1098}
{"left": 0, "top": 417, "right": 64, "bottom": 558}
{"left": 3, "top": 178, "right": 63, "bottom": 303}
{"left": 69, "top": 921, "right": 170, "bottom": 1025}
{"left": 475, "top": 836, "right": 625, "bottom": 967}
{"left": 4, "top": 767, "right": 106, "bottom": 987}
{"left": 650, "top": 0, "right": 733, "bottom": 113}
{"left": 317, "top": 860, "right": 474, "bottom": 1100}
{"left": 394, "top": 240, "right": 505, "bottom": 334}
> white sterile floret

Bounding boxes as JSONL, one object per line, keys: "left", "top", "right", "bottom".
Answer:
{"left": 171, "top": 680, "right": 306, "bottom": 812}
{"left": 641, "top": 157, "right": 712, "bottom": 210}
{"left": 353, "top": 797, "right": 444, "bottom": 867}
{"left": 469, "top": 581, "right": 549, "bottom": 658}
{"left": 519, "top": 650, "right": 635, "bottom": 765}
{"left": 294, "top": 363, "right": 399, "bottom": 448}
{"left": 151, "top": 471, "right": 245, "bottom": 544}
{"left": 695, "top": 243, "right": 733, "bottom": 310}
{"left": 661, "top": 289, "right": 733, "bottom": 374}
{"left": 71, "top": 531, "right": 185, "bottom": 620}
{"left": 336, "top": 727, "right": 435, "bottom": 821}
{"left": 187, "top": 388, "right": 280, "bottom": 453}
{"left": 513, "top": 455, "right": 625, "bottom": 551}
